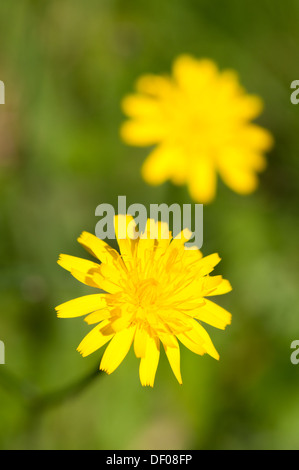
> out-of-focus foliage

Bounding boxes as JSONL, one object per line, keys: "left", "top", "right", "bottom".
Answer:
{"left": 0, "top": 0, "right": 299, "bottom": 450}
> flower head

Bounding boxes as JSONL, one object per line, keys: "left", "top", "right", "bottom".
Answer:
{"left": 120, "top": 55, "right": 273, "bottom": 203}
{"left": 56, "top": 215, "right": 232, "bottom": 386}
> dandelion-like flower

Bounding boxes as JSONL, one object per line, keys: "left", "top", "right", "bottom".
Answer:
{"left": 56, "top": 216, "right": 232, "bottom": 386}
{"left": 120, "top": 55, "right": 273, "bottom": 203}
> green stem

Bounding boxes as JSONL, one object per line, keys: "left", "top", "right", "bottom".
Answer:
{"left": 0, "top": 365, "right": 104, "bottom": 413}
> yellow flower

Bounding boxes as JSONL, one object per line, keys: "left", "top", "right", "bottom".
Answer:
{"left": 56, "top": 215, "right": 232, "bottom": 387}
{"left": 120, "top": 55, "right": 273, "bottom": 203}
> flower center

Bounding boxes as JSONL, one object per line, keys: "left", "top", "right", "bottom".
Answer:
{"left": 137, "top": 278, "right": 159, "bottom": 309}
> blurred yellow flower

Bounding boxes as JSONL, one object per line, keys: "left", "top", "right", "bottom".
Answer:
{"left": 120, "top": 55, "right": 273, "bottom": 203}
{"left": 56, "top": 215, "right": 232, "bottom": 387}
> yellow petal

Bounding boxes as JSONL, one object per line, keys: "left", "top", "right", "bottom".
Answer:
{"left": 121, "top": 94, "right": 160, "bottom": 119}
{"left": 141, "top": 145, "right": 182, "bottom": 185}
{"left": 182, "top": 247, "right": 204, "bottom": 265}
{"left": 84, "top": 309, "right": 111, "bottom": 325}
{"left": 135, "top": 74, "right": 174, "bottom": 98}
{"left": 57, "top": 254, "right": 118, "bottom": 291}
{"left": 120, "top": 119, "right": 165, "bottom": 146}
{"left": 195, "top": 299, "right": 232, "bottom": 330}
{"left": 69, "top": 268, "right": 101, "bottom": 288}
{"left": 139, "top": 333, "right": 160, "bottom": 387}
{"left": 158, "top": 328, "right": 177, "bottom": 348}
{"left": 100, "top": 325, "right": 136, "bottom": 374}
{"left": 206, "top": 279, "right": 232, "bottom": 296}
{"left": 77, "top": 231, "right": 120, "bottom": 265}
{"left": 231, "top": 94, "right": 264, "bottom": 120}
{"left": 134, "top": 325, "right": 148, "bottom": 358}
{"left": 242, "top": 152, "right": 267, "bottom": 172}
{"left": 238, "top": 125, "right": 273, "bottom": 152}
{"left": 177, "top": 227, "right": 193, "bottom": 242}
{"left": 195, "top": 253, "right": 221, "bottom": 276}
{"left": 162, "top": 337, "right": 182, "bottom": 384}
{"left": 58, "top": 253, "right": 100, "bottom": 271}
{"left": 56, "top": 294, "right": 108, "bottom": 318}
{"left": 173, "top": 56, "right": 218, "bottom": 95}
{"left": 137, "top": 221, "right": 158, "bottom": 272}
{"left": 109, "top": 315, "right": 132, "bottom": 333}
{"left": 219, "top": 164, "right": 258, "bottom": 195}
{"left": 114, "top": 214, "right": 136, "bottom": 268}
{"left": 188, "top": 157, "right": 216, "bottom": 204}
{"left": 77, "top": 320, "right": 114, "bottom": 357}
{"left": 201, "top": 275, "right": 224, "bottom": 295}
{"left": 69, "top": 267, "right": 121, "bottom": 294}
{"left": 177, "top": 332, "right": 206, "bottom": 356}
{"left": 178, "top": 319, "right": 219, "bottom": 360}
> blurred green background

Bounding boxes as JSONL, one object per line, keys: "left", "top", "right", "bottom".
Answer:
{"left": 1, "top": 0, "right": 299, "bottom": 450}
